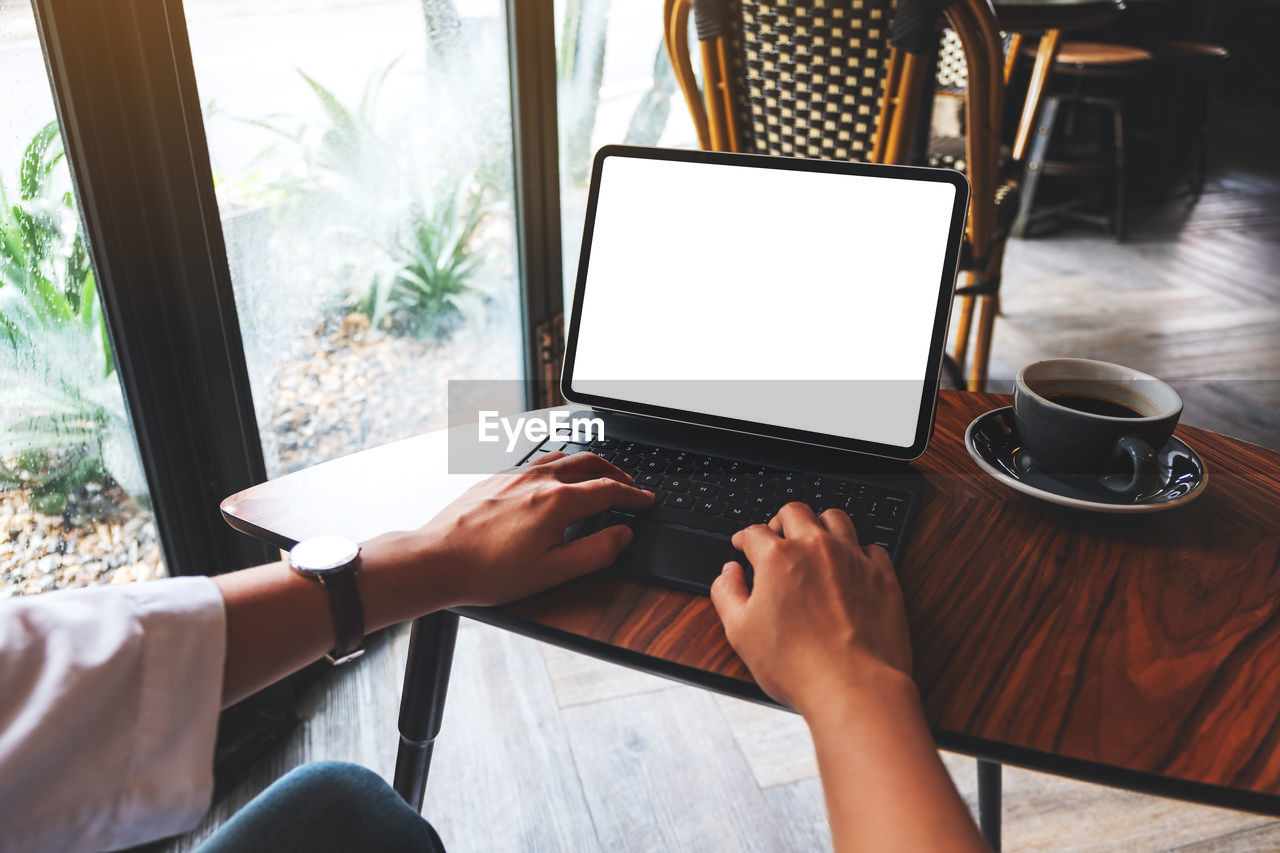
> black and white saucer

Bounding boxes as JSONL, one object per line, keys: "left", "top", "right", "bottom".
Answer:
{"left": 964, "top": 407, "right": 1208, "bottom": 513}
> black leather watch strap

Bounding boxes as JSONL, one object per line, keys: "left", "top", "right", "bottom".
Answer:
{"left": 317, "top": 569, "right": 365, "bottom": 664}
{"left": 289, "top": 536, "right": 366, "bottom": 666}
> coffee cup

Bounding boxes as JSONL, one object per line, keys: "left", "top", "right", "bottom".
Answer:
{"left": 1013, "top": 359, "right": 1183, "bottom": 495}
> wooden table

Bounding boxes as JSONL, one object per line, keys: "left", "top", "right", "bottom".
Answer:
{"left": 222, "top": 391, "right": 1280, "bottom": 826}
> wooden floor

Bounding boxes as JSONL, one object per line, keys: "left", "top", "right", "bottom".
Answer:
{"left": 152, "top": 103, "right": 1280, "bottom": 852}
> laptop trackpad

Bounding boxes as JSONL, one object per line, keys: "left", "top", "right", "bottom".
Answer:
{"left": 606, "top": 522, "right": 745, "bottom": 595}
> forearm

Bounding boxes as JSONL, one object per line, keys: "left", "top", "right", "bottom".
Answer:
{"left": 803, "top": 668, "right": 988, "bottom": 853}
{"left": 213, "top": 530, "right": 453, "bottom": 707}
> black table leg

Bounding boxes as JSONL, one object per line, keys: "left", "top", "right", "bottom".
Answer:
{"left": 392, "top": 611, "right": 460, "bottom": 809}
{"left": 978, "top": 758, "right": 1002, "bottom": 851}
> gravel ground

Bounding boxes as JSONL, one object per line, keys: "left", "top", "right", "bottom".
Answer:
{"left": 0, "top": 485, "right": 163, "bottom": 600}
{"left": 266, "top": 310, "right": 514, "bottom": 476}
{"left": 2, "top": 310, "right": 514, "bottom": 598}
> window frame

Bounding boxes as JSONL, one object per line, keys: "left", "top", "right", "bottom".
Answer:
{"left": 28, "top": 0, "right": 569, "bottom": 576}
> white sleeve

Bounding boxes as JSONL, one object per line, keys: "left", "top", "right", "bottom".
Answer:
{"left": 0, "top": 576, "right": 227, "bottom": 853}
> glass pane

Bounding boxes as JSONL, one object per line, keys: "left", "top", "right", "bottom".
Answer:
{"left": 187, "top": 0, "right": 524, "bottom": 478}
{"left": 0, "top": 6, "right": 165, "bottom": 597}
{"left": 555, "top": 0, "right": 699, "bottom": 304}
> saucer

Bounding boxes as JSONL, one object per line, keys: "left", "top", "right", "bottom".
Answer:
{"left": 964, "top": 407, "right": 1208, "bottom": 513}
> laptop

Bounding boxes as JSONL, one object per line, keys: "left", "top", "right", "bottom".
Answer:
{"left": 523, "top": 145, "right": 969, "bottom": 594}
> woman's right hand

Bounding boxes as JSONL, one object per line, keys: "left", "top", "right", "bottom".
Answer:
{"left": 709, "top": 501, "right": 914, "bottom": 718}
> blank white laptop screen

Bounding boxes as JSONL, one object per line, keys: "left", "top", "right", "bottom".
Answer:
{"left": 565, "top": 148, "right": 965, "bottom": 453}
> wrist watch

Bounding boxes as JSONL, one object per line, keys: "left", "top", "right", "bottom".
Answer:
{"left": 289, "top": 536, "right": 365, "bottom": 665}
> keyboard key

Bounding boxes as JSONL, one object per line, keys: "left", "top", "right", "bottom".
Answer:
{"left": 725, "top": 505, "right": 754, "bottom": 523}
{"left": 868, "top": 499, "right": 898, "bottom": 518}
{"left": 666, "top": 493, "right": 696, "bottom": 510}
{"left": 651, "top": 503, "right": 739, "bottom": 535}
{"left": 694, "top": 499, "right": 724, "bottom": 515}
{"left": 721, "top": 489, "right": 747, "bottom": 505}
{"left": 666, "top": 465, "right": 694, "bottom": 477}
{"left": 599, "top": 510, "right": 638, "bottom": 531}
{"left": 750, "top": 495, "right": 777, "bottom": 510}
{"left": 638, "top": 459, "right": 665, "bottom": 472}
{"left": 558, "top": 442, "right": 593, "bottom": 454}
{"left": 616, "top": 454, "right": 640, "bottom": 468}
{"left": 691, "top": 482, "right": 719, "bottom": 498}
{"left": 644, "top": 446, "right": 670, "bottom": 459}
{"left": 868, "top": 522, "right": 898, "bottom": 541}
{"left": 806, "top": 476, "right": 827, "bottom": 490}
{"left": 662, "top": 476, "right": 691, "bottom": 492}
{"left": 598, "top": 438, "right": 619, "bottom": 450}
{"left": 620, "top": 442, "right": 643, "bottom": 454}
{"left": 724, "top": 474, "right": 762, "bottom": 490}
{"left": 636, "top": 472, "right": 664, "bottom": 486}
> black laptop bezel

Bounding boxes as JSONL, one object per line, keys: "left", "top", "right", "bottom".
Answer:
{"left": 560, "top": 144, "right": 971, "bottom": 462}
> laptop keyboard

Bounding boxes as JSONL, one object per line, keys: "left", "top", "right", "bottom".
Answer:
{"left": 536, "top": 437, "right": 912, "bottom": 551}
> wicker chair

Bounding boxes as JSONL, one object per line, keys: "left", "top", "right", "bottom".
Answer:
{"left": 664, "top": 0, "right": 1012, "bottom": 390}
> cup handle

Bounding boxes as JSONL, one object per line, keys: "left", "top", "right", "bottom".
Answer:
{"left": 1102, "top": 435, "right": 1160, "bottom": 495}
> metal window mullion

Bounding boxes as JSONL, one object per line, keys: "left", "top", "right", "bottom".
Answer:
{"left": 506, "top": 0, "right": 567, "bottom": 408}
{"left": 31, "top": 0, "right": 276, "bottom": 575}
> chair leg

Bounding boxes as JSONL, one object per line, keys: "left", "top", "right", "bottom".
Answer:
{"left": 1110, "top": 98, "right": 1127, "bottom": 242}
{"left": 1013, "top": 96, "right": 1060, "bottom": 238}
{"left": 952, "top": 287, "right": 976, "bottom": 372}
{"left": 966, "top": 292, "right": 998, "bottom": 392}
{"left": 392, "top": 611, "right": 460, "bottom": 810}
{"left": 978, "top": 759, "right": 1003, "bottom": 851}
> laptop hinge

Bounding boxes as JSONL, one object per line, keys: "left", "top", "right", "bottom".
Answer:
{"left": 536, "top": 313, "right": 565, "bottom": 408}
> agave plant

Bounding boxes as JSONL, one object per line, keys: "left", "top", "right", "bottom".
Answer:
{"left": 235, "top": 64, "right": 494, "bottom": 342}
{"left": 372, "top": 181, "right": 491, "bottom": 340}
{"left": 0, "top": 121, "right": 144, "bottom": 513}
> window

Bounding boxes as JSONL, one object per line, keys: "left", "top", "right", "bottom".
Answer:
{"left": 186, "top": 0, "right": 525, "bottom": 477}
{"left": 0, "top": 3, "right": 164, "bottom": 596}
{"left": 555, "top": 0, "right": 698, "bottom": 303}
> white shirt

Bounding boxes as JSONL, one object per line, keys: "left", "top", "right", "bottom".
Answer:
{"left": 0, "top": 577, "right": 226, "bottom": 853}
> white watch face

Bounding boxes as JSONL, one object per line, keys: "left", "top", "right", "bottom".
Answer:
{"left": 290, "top": 536, "right": 361, "bottom": 574}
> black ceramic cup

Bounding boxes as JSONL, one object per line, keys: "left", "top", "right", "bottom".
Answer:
{"left": 1013, "top": 359, "right": 1183, "bottom": 494}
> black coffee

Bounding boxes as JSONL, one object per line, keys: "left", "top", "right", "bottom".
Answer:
{"left": 1047, "top": 393, "right": 1144, "bottom": 418}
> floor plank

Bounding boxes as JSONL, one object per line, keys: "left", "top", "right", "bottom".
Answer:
{"left": 541, "top": 641, "right": 677, "bottom": 709}
{"left": 561, "top": 685, "right": 821, "bottom": 852}
{"left": 937, "top": 753, "right": 1276, "bottom": 852}
{"left": 712, "top": 694, "right": 819, "bottom": 789}
{"left": 421, "top": 622, "right": 601, "bottom": 852}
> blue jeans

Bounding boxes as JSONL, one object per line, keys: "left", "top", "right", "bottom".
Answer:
{"left": 197, "top": 761, "right": 446, "bottom": 853}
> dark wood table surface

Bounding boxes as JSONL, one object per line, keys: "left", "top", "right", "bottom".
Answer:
{"left": 222, "top": 390, "right": 1280, "bottom": 814}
